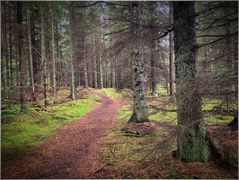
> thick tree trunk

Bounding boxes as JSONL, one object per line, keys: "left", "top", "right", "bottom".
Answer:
{"left": 173, "top": 2, "right": 212, "bottom": 162}
{"left": 17, "top": 2, "right": 26, "bottom": 112}
{"left": 93, "top": 33, "right": 98, "bottom": 88}
{"left": 41, "top": 9, "right": 48, "bottom": 107}
{"left": 69, "top": 2, "right": 76, "bottom": 100}
{"left": 27, "top": 8, "right": 36, "bottom": 103}
{"left": 129, "top": 2, "right": 149, "bottom": 123}
{"left": 51, "top": 9, "right": 57, "bottom": 103}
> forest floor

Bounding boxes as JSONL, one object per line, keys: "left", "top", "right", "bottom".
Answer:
{"left": 2, "top": 90, "right": 121, "bottom": 178}
{"left": 1, "top": 87, "right": 238, "bottom": 179}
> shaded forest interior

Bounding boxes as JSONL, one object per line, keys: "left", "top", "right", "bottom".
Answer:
{"left": 1, "top": 1, "right": 238, "bottom": 179}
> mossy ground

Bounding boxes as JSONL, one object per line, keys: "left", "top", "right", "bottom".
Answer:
{"left": 1, "top": 90, "right": 100, "bottom": 166}
{"left": 98, "top": 88, "right": 122, "bottom": 99}
{"left": 99, "top": 87, "right": 237, "bottom": 178}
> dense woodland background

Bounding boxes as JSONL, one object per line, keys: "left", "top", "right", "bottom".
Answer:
{"left": 1, "top": 1, "right": 237, "bottom": 106}
{"left": 1, "top": 1, "right": 238, "bottom": 179}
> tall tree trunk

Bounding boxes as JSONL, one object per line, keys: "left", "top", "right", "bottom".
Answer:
{"left": 84, "top": 54, "right": 88, "bottom": 87}
{"left": 129, "top": 2, "right": 149, "bottom": 123}
{"left": 1, "top": 6, "right": 6, "bottom": 92}
{"left": 69, "top": 2, "right": 76, "bottom": 100}
{"left": 88, "top": 50, "right": 93, "bottom": 88}
{"left": 169, "top": 2, "right": 174, "bottom": 96}
{"left": 17, "top": 2, "right": 26, "bottom": 112}
{"left": 148, "top": 2, "right": 157, "bottom": 96}
{"left": 7, "top": 4, "right": 13, "bottom": 86}
{"left": 93, "top": 33, "right": 98, "bottom": 88}
{"left": 2, "top": 6, "right": 10, "bottom": 96}
{"left": 173, "top": 1, "right": 212, "bottom": 162}
{"left": 5, "top": 10, "right": 10, "bottom": 90}
{"left": 99, "top": 55, "right": 103, "bottom": 88}
{"left": 41, "top": 9, "right": 48, "bottom": 107}
{"left": 27, "top": 7, "right": 36, "bottom": 103}
{"left": 51, "top": 9, "right": 57, "bottom": 103}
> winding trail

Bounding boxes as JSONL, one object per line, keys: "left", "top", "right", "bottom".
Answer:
{"left": 2, "top": 92, "right": 120, "bottom": 179}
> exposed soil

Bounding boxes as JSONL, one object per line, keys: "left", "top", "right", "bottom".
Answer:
{"left": 2, "top": 92, "right": 120, "bottom": 179}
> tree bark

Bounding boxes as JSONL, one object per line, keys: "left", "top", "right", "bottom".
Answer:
{"left": 7, "top": 3, "right": 13, "bottom": 86}
{"left": 99, "top": 55, "right": 104, "bottom": 88}
{"left": 148, "top": 2, "right": 157, "bottom": 97}
{"left": 51, "top": 9, "right": 57, "bottom": 103}
{"left": 17, "top": 2, "right": 26, "bottom": 112}
{"left": 84, "top": 54, "right": 88, "bottom": 87}
{"left": 173, "top": 1, "right": 212, "bottom": 162}
{"left": 69, "top": 2, "right": 76, "bottom": 100}
{"left": 27, "top": 7, "right": 36, "bottom": 103}
{"left": 93, "top": 32, "right": 98, "bottom": 88}
{"left": 129, "top": 2, "right": 149, "bottom": 123}
{"left": 41, "top": 8, "right": 48, "bottom": 107}
{"left": 169, "top": 2, "right": 174, "bottom": 96}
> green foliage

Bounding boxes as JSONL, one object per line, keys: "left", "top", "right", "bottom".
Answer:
{"left": 1, "top": 92, "right": 99, "bottom": 165}
{"left": 98, "top": 88, "right": 122, "bottom": 99}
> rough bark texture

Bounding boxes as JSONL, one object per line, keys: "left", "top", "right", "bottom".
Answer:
{"left": 129, "top": 2, "right": 149, "bottom": 123}
{"left": 173, "top": 1, "right": 212, "bottom": 162}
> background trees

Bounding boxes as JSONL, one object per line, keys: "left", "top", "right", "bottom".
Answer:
{"left": 1, "top": 1, "right": 238, "bottom": 162}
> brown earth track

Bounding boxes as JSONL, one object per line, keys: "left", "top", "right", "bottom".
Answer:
{"left": 2, "top": 92, "right": 120, "bottom": 179}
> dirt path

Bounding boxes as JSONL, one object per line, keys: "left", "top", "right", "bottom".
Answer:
{"left": 2, "top": 92, "right": 120, "bottom": 179}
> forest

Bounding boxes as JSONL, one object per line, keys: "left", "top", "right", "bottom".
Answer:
{"left": 1, "top": 1, "right": 238, "bottom": 179}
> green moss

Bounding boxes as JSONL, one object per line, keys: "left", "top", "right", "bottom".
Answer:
{"left": 202, "top": 98, "right": 221, "bottom": 111}
{"left": 149, "top": 110, "right": 177, "bottom": 125}
{"left": 98, "top": 88, "right": 122, "bottom": 99}
{"left": 118, "top": 105, "right": 132, "bottom": 124}
{"left": 204, "top": 114, "right": 233, "bottom": 125}
{"left": 1, "top": 91, "right": 99, "bottom": 166}
{"left": 81, "top": 92, "right": 101, "bottom": 102}
{"left": 178, "top": 123, "right": 211, "bottom": 162}
{"left": 156, "top": 85, "right": 168, "bottom": 96}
